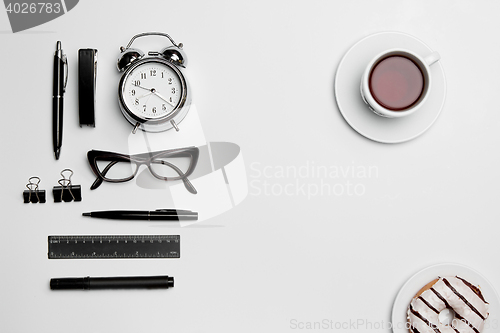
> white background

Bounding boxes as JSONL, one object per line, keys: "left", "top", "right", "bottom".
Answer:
{"left": 0, "top": 0, "right": 499, "bottom": 332}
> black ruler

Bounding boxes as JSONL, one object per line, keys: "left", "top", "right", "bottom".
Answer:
{"left": 48, "top": 235, "right": 180, "bottom": 259}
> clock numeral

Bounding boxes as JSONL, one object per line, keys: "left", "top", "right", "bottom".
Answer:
{"left": 150, "top": 70, "right": 157, "bottom": 77}
{"left": 170, "top": 97, "right": 173, "bottom": 103}
{"left": 140, "top": 73, "right": 147, "bottom": 80}
{"left": 131, "top": 90, "right": 136, "bottom": 96}
{"left": 133, "top": 80, "right": 141, "bottom": 86}
{"left": 171, "top": 87, "right": 176, "bottom": 94}
{"left": 152, "top": 107, "right": 157, "bottom": 114}
{"left": 168, "top": 78, "right": 173, "bottom": 84}
{"left": 134, "top": 99, "right": 139, "bottom": 105}
{"left": 143, "top": 105, "right": 147, "bottom": 112}
{"left": 162, "top": 104, "right": 166, "bottom": 111}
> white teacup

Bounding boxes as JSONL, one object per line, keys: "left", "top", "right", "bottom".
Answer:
{"left": 360, "top": 49, "right": 440, "bottom": 118}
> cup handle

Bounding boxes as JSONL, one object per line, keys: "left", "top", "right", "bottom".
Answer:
{"left": 425, "top": 51, "right": 440, "bottom": 66}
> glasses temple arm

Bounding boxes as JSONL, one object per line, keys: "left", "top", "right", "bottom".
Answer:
{"left": 90, "top": 161, "right": 118, "bottom": 190}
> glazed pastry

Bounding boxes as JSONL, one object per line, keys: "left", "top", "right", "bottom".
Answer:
{"left": 407, "top": 276, "right": 489, "bottom": 333}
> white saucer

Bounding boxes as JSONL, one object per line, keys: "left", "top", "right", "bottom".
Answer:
{"left": 391, "top": 263, "right": 500, "bottom": 333}
{"left": 335, "top": 32, "right": 446, "bottom": 143}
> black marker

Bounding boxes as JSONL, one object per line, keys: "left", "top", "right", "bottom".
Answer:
{"left": 50, "top": 275, "right": 174, "bottom": 290}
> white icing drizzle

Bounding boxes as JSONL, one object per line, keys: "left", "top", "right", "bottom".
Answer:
{"left": 407, "top": 276, "right": 489, "bottom": 333}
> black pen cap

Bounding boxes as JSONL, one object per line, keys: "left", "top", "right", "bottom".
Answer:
{"left": 50, "top": 277, "right": 90, "bottom": 290}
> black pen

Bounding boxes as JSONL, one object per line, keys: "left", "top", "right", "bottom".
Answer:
{"left": 82, "top": 209, "right": 198, "bottom": 221}
{"left": 53, "top": 41, "right": 67, "bottom": 160}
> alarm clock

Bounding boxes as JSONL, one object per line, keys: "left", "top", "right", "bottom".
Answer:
{"left": 117, "top": 32, "right": 191, "bottom": 133}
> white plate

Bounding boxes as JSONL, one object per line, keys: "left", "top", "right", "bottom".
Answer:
{"left": 335, "top": 31, "right": 447, "bottom": 143}
{"left": 391, "top": 263, "right": 500, "bottom": 333}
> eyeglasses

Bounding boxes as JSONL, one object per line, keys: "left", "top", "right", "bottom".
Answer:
{"left": 87, "top": 147, "right": 199, "bottom": 194}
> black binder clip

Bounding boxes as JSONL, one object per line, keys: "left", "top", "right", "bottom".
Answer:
{"left": 53, "top": 169, "right": 82, "bottom": 202}
{"left": 23, "top": 177, "right": 46, "bottom": 203}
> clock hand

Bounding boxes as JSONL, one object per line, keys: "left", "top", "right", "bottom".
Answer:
{"left": 135, "top": 87, "right": 157, "bottom": 100}
{"left": 153, "top": 91, "right": 176, "bottom": 107}
{"left": 144, "top": 93, "right": 153, "bottom": 105}
{"left": 137, "top": 92, "right": 153, "bottom": 99}
{"left": 132, "top": 84, "right": 151, "bottom": 92}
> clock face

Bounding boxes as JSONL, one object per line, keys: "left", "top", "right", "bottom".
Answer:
{"left": 121, "top": 60, "right": 185, "bottom": 120}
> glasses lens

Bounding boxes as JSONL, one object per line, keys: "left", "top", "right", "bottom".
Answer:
{"left": 96, "top": 160, "right": 136, "bottom": 180}
{"left": 150, "top": 155, "right": 192, "bottom": 179}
